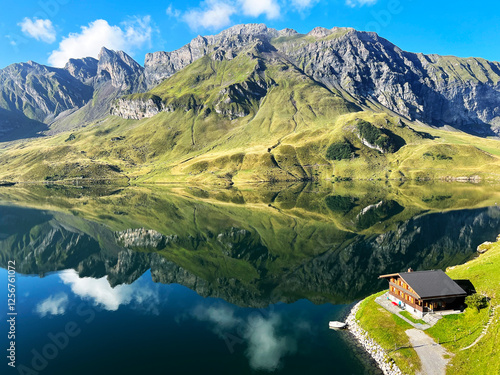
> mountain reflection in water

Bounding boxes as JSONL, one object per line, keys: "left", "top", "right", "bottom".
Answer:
{"left": 1, "top": 181, "right": 500, "bottom": 306}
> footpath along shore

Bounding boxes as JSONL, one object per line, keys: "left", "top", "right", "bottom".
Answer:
{"left": 345, "top": 302, "right": 403, "bottom": 375}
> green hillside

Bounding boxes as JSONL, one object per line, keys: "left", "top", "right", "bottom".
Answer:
{"left": 1, "top": 42, "right": 500, "bottom": 184}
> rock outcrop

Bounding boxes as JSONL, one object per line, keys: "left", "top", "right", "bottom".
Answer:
{"left": 111, "top": 96, "right": 164, "bottom": 120}
{"left": 64, "top": 57, "right": 98, "bottom": 84}
{"left": 96, "top": 47, "right": 145, "bottom": 90}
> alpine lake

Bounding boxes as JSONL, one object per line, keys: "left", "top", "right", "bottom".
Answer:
{"left": 1, "top": 180, "right": 500, "bottom": 375}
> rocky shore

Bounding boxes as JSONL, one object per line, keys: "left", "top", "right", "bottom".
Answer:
{"left": 346, "top": 301, "right": 403, "bottom": 375}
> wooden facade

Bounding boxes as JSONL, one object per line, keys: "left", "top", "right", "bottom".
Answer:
{"left": 387, "top": 277, "right": 446, "bottom": 313}
{"left": 379, "top": 270, "right": 467, "bottom": 317}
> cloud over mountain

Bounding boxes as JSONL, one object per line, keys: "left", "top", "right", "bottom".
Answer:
{"left": 48, "top": 16, "right": 153, "bottom": 67}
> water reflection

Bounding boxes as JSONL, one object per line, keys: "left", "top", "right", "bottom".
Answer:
{"left": 59, "top": 269, "right": 160, "bottom": 313}
{"left": 192, "top": 304, "right": 297, "bottom": 371}
{"left": 2, "top": 182, "right": 499, "bottom": 374}
{"left": 35, "top": 293, "right": 69, "bottom": 317}
{"left": 1, "top": 182, "right": 500, "bottom": 307}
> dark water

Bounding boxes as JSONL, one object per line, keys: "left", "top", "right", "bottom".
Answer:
{"left": 1, "top": 182, "right": 500, "bottom": 374}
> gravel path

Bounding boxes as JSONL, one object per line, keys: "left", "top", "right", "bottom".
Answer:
{"left": 405, "top": 329, "right": 451, "bottom": 375}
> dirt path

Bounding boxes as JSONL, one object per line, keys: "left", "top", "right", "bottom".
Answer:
{"left": 462, "top": 305, "right": 496, "bottom": 351}
{"left": 405, "top": 328, "right": 451, "bottom": 375}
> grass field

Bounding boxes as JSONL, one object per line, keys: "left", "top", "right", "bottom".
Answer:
{"left": 356, "top": 291, "right": 422, "bottom": 375}
{"left": 356, "top": 235, "right": 500, "bottom": 375}
{"left": 400, "top": 311, "right": 426, "bottom": 325}
{"left": 429, "top": 240, "right": 500, "bottom": 375}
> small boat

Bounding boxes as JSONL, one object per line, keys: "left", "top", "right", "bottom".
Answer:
{"left": 329, "top": 321, "right": 347, "bottom": 329}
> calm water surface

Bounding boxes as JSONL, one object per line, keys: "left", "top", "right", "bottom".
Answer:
{"left": 1, "top": 182, "right": 499, "bottom": 374}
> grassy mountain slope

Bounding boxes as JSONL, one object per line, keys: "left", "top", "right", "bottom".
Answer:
{"left": 1, "top": 42, "right": 500, "bottom": 184}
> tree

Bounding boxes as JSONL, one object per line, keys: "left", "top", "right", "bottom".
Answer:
{"left": 326, "top": 142, "right": 352, "bottom": 161}
{"left": 465, "top": 293, "right": 487, "bottom": 312}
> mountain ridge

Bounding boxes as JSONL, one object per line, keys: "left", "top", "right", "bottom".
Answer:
{"left": 1, "top": 24, "right": 500, "bottom": 184}
{"left": 1, "top": 23, "right": 499, "bottom": 138}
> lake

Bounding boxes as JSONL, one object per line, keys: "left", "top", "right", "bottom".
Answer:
{"left": 1, "top": 181, "right": 500, "bottom": 374}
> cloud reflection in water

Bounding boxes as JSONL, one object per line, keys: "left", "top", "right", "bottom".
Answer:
{"left": 35, "top": 292, "right": 69, "bottom": 317}
{"left": 59, "top": 269, "right": 160, "bottom": 313}
{"left": 193, "top": 304, "right": 296, "bottom": 371}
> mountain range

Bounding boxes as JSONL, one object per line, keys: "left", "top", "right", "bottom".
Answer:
{"left": 0, "top": 24, "right": 499, "bottom": 184}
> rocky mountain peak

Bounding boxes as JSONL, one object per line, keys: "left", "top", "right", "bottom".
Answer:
{"left": 97, "top": 47, "right": 144, "bottom": 89}
{"left": 64, "top": 57, "right": 98, "bottom": 83}
{"left": 1, "top": 23, "right": 499, "bottom": 139}
{"left": 307, "top": 26, "right": 333, "bottom": 38}
{"left": 143, "top": 24, "right": 283, "bottom": 88}
{"left": 215, "top": 23, "right": 278, "bottom": 39}
{"left": 277, "top": 28, "right": 298, "bottom": 37}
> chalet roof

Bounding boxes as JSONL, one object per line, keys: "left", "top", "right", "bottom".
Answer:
{"left": 380, "top": 270, "right": 467, "bottom": 299}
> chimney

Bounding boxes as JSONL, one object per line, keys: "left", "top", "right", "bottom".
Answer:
{"left": 407, "top": 268, "right": 414, "bottom": 272}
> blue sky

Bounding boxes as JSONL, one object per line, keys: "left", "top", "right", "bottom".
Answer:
{"left": 1, "top": 0, "right": 499, "bottom": 69}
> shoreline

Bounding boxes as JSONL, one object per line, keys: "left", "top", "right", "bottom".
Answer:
{"left": 345, "top": 301, "right": 403, "bottom": 375}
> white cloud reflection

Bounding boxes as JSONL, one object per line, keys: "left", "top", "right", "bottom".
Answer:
{"left": 59, "top": 269, "right": 159, "bottom": 313}
{"left": 192, "top": 304, "right": 295, "bottom": 371}
{"left": 245, "top": 314, "right": 296, "bottom": 371}
{"left": 35, "top": 293, "right": 69, "bottom": 317}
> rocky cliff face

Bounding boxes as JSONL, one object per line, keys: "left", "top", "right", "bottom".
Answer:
{"left": 110, "top": 96, "right": 164, "bottom": 120}
{"left": 143, "top": 24, "right": 285, "bottom": 88}
{"left": 97, "top": 47, "right": 145, "bottom": 90}
{"left": 274, "top": 28, "right": 500, "bottom": 135}
{"left": 65, "top": 57, "right": 98, "bottom": 84}
{"left": 0, "top": 47, "right": 148, "bottom": 138}
{"left": 140, "top": 24, "right": 500, "bottom": 135}
{"left": 48, "top": 48, "right": 147, "bottom": 133}
{"left": 141, "top": 24, "right": 500, "bottom": 135}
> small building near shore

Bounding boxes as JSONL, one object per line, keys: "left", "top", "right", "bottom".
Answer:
{"left": 379, "top": 269, "right": 467, "bottom": 318}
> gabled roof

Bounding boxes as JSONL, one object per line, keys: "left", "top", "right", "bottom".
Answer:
{"left": 379, "top": 270, "right": 467, "bottom": 299}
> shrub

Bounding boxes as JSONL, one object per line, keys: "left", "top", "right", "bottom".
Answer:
{"left": 326, "top": 141, "right": 352, "bottom": 161}
{"left": 465, "top": 293, "right": 488, "bottom": 312}
{"left": 357, "top": 120, "right": 395, "bottom": 153}
{"left": 436, "top": 153, "right": 452, "bottom": 160}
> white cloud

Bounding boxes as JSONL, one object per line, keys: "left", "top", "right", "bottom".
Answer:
{"left": 184, "top": 0, "right": 236, "bottom": 30}
{"left": 166, "top": 4, "right": 181, "bottom": 18}
{"left": 35, "top": 293, "right": 69, "bottom": 317}
{"left": 59, "top": 269, "right": 159, "bottom": 312}
{"left": 346, "top": 0, "right": 377, "bottom": 7}
{"left": 192, "top": 305, "right": 295, "bottom": 371}
{"left": 290, "top": 0, "right": 319, "bottom": 11}
{"left": 18, "top": 18, "right": 56, "bottom": 43}
{"left": 183, "top": 0, "right": 281, "bottom": 30}
{"left": 240, "top": 0, "right": 280, "bottom": 19}
{"left": 48, "top": 16, "right": 153, "bottom": 67}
